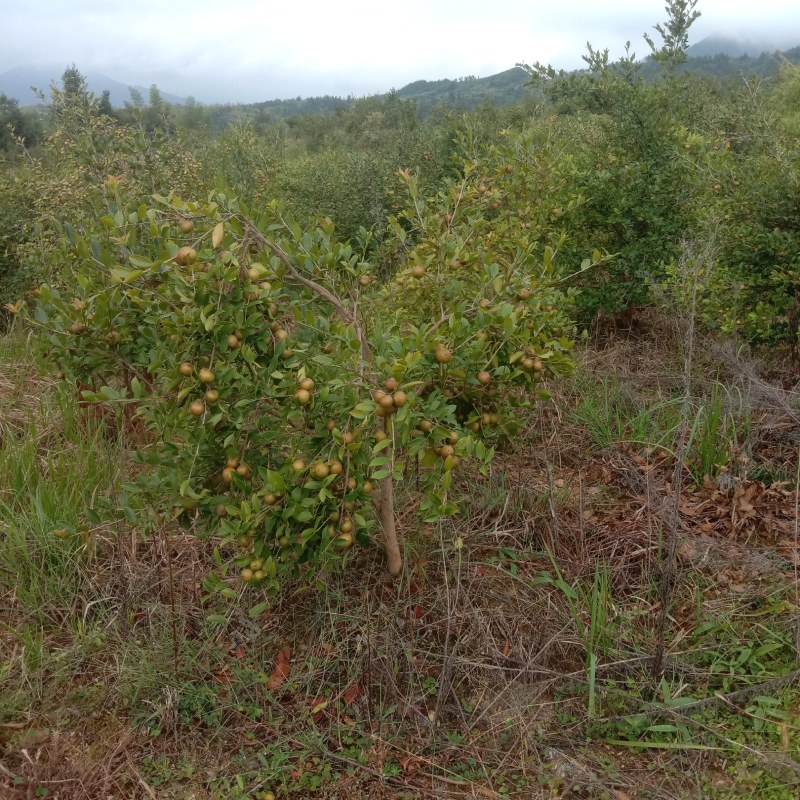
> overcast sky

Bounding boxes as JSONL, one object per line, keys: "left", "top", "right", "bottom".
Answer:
{"left": 2, "top": 0, "right": 800, "bottom": 103}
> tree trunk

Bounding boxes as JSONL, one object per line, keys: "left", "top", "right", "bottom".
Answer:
{"left": 377, "top": 473, "right": 402, "bottom": 577}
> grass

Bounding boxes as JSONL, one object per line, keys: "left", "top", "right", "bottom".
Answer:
{"left": 2, "top": 318, "right": 800, "bottom": 799}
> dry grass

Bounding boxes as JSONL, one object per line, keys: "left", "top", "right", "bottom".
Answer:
{"left": 2, "top": 317, "right": 800, "bottom": 798}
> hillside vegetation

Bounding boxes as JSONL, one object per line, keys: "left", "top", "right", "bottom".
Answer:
{"left": 2, "top": 2, "right": 800, "bottom": 798}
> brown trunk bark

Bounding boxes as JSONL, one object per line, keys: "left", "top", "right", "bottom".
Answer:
{"left": 377, "top": 473, "right": 402, "bottom": 577}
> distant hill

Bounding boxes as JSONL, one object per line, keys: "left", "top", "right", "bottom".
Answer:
{"left": 0, "top": 66, "right": 186, "bottom": 107}
{"left": 394, "top": 68, "right": 535, "bottom": 115}
{"left": 687, "top": 34, "right": 800, "bottom": 59}
{"left": 3, "top": 33, "right": 799, "bottom": 123}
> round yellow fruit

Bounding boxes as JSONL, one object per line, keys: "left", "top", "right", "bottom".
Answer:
{"left": 392, "top": 390, "right": 408, "bottom": 407}
{"left": 179, "top": 361, "right": 194, "bottom": 377}
{"left": 189, "top": 400, "right": 205, "bottom": 416}
{"left": 198, "top": 368, "right": 215, "bottom": 384}
{"left": 435, "top": 346, "right": 452, "bottom": 364}
{"left": 295, "top": 388, "right": 311, "bottom": 405}
{"left": 179, "top": 218, "right": 194, "bottom": 234}
{"left": 175, "top": 246, "right": 197, "bottom": 266}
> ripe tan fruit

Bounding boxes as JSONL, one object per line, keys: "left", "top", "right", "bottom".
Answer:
{"left": 372, "top": 388, "right": 387, "bottom": 403}
{"left": 447, "top": 431, "right": 459, "bottom": 445}
{"left": 205, "top": 388, "right": 220, "bottom": 404}
{"left": 358, "top": 274, "right": 371, "bottom": 286}
{"left": 106, "top": 331, "right": 122, "bottom": 345}
{"left": 420, "top": 420, "right": 433, "bottom": 432}
{"left": 449, "top": 259, "right": 461, "bottom": 271}
{"left": 481, "top": 412, "right": 493, "bottom": 426}
{"left": 341, "top": 431, "right": 355, "bottom": 445}
{"left": 362, "top": 480, "right": 374, "bottom": 494}
{"left": 198, "top": 368, "right": 215, "bottom": 384}
{"left": 291, "top": 458, "right": 306, "bottom": 472}
{"left": 329, "top": 460, "right": 343, "bottom": 475}
{"left": 179, "top": 218, "right": 194, "bottom": 234}
{"left": 392, "top": 390, "right": 408, "bottom": 407}
{"left": 275, "top": 328, "right": 289, "bottom": 341}
{"left": 477, "top": 370, "right": 491, "bottom": 385}
{"left": 295, "top": 388, "right": 311, "bottom": 405}
{"left": 175, "top": 246, "right": 197, "bottom": 266}
{"left": 313, "top": 462, "right": 330, "bottom": 479}
{"left": 179, "top": 361, "right": 194, "bottom": 377}
{"left": 247, "top": 267, "right": 261, "bottom": 281}
{"left": 226, "top": 456, "right": 239, "bottom": 468}
{"left": 241, "top": 568, "right": 254, "bottom": 583}
{"left": 435, "top": 346, "right": 452, "bottom": 364}
{"left": 347, "top": 476, "right": 358, "bottom": 490}
{"left": 379, "top": 393, "right": 395, "bottom": 409}
{"left": 518, "top": 287, "right": 532, "bottom": 300}
{"left": 532, "top": 358, "right": 543, "bottom": 371}
{"left": 264, "top": 492, "right": 277, "bottom": 505}
{"left": 222, "top": 467, "right": 235, "bottom": 484}
{"left": 215, "top": 504, "right": 227, "bottom": 517}
{"left": 521, "top": 357, "right": 536, "bottom": 372}
{"left": 279, "top": 535, "right": 290, "bottom": 547}
{"left": 326, "top": 419, "right": 336, "bottom": 431}
{"left": 440, "top": 444, "right": 455, "bottom": 459}
{"left": 299, "top": 377, "right": 315, "bottom": 391}
{"left": 227, "top": 334, "right": 240, "bottom": 349}
{"left": 411, "top": 265, "right": 425, "bottom": 279}
{"left": 253, "top": 569, "right": 265, "bottom": 582}
{"left": 236, "top": 463, "right": 251, "bottom": 478}
{"left": 385, "top": 377, "right": 398, "bottom": 391}
{"left": 70, "top": 321, "right": 85, "bottom": 334}
{"left": 189, "top": 400, "right": 205, "bottom": 416}
{"left": 340, "top": 518, "right": 353, "bottom": 533}
{"left": 375, "top": 430, "right": 388, "bottom": 442}
{"left": 335, "top": 531, "right": 353, "bottom": 548}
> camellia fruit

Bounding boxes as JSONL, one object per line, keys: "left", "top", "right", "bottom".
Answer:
{"left": 295, "top": 388, "right": 311, "bottom": 405}
{"left": 299, "top": 377, "right": 314, "bottom": 391}
{"left": 313, "top": 462, "right": 330, "bottom": 479}
{"left": 205, "top": 389, "right": 220, "bottom": 404}
{"left": 179, "top": 362, "right": 194, "bottom": 377}
{"left": 392, "top": 390, "right": 408, "bottom": 407}
{"left": 328, "top": 460, "right": 343, "bottom": 475}
{"left": 435, "top": 346, "right": 452, "bottom": 364}
{"left": 175, "top": 246, "right": 197, "bottom": 266}
{"left": 222, "top": 467, "right": 235, "bottom": 484}
{"left": 385, "top": 377, "right": 398, "bottom": 391}
{"left": 179, "top": 218, "right": 194, "bottom": 234}
{"left": 477, "top": 370, "right": 491, "bottom": 385}
{"left": 189, "top": 400, "right": 205, "bottom": 416}
{"left": 291, "top": 458, "right": 306, "bottom": 472}
{"left": 335, "top": 532, "right": 353, "bottom": 548}
{"left": 199, "top": 368, "right": 215, "bottom": 384}
{"left": 411, "top": 265, "right": 425, "bottom": 279}
{"left": 227, "top": 334, "right": 240, "bottom": 349}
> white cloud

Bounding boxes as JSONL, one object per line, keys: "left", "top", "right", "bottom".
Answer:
{"left": 2, "top": 0, "right": 799, "bottom": 102}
